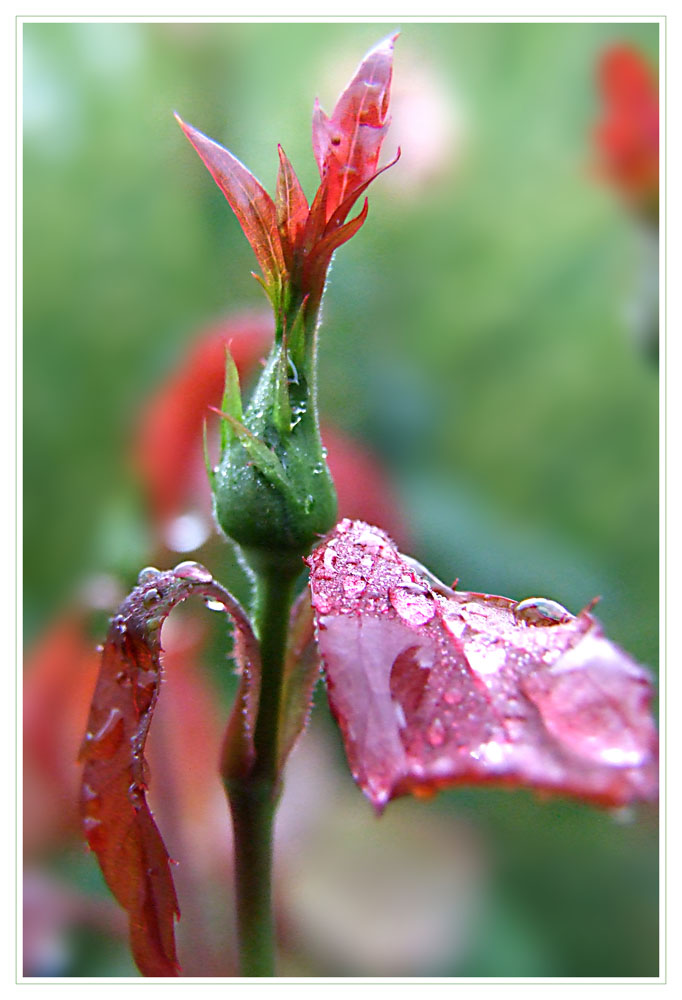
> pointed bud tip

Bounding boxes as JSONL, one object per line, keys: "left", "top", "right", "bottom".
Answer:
{"left": 364, "top": 31, "right": 399, "bottom": 58}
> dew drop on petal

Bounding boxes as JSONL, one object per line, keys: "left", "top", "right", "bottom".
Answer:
{"left": 205, "top": 598, "right": 227, "bottom": 612}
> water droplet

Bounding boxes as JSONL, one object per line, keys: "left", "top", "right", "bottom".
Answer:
{"left": 389, "top": 587, "right": 435, "bottom": 626}
{"left": 342, "top": 575, "right": 367, "bottom": 598}
{"left": 312, "top": 593, "right": 333, "bottom": 614}
{"left": 427, "top": 717, "right": 445, "bottom": 747}
{"left": 323, "top": 547, "right": 338, "bottom": 571}
{"left": 143, "top": 587, "right": 160, "bottom": 608}
{"left": 81, "top": 708, "right": 124, "bottom": 759}
{"left": 137, "top": 567, "right": 160, "bottom": 586}
{"left": 464, "top": 641, "right": 506, "bottom": 676}
{"left": 443, "top": 689, "right": 463, "bottom": 706}
{"left": 115, "top": 670, "right": 132, "bottom": 687}
{"left": 610, "top": 806, "right": 635, "bottom": 826}
{"left": 95, "top": 644, "right": 104, "bottom": 654}
{"left": 173, "top": 560, "right": 213, "bottom": 584}
{"left": 205, "top": 598, "right": 227, "bottom": 612}
{"left": 83, "top": 816, "right": 101, "bottom": 834}
{"left": 513, "top": 597, "right": 573, "bottom": 626}
{"left": 81, "top": 783, "right": 99, "bottom": 804}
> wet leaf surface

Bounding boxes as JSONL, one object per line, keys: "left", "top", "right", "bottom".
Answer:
{"left": 79, "top": 564, "right": 258, "bottom": 976}
{"left": 307, "top": 520, "right": 658, "bottom": 811}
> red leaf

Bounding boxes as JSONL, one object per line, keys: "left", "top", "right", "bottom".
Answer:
{"left": 277, "top": 592, "right": 321, "bottom": 774}
{"left": 275, "top": 145, "right": 309, "bottom": 263}
{"left": 79, "top": 563, "right": 259, "bottom": 977}
{"left": 307, "top": 520, "right": 658, "bottom": 811}
{"left": 176, "top": 114, "right": 286, "bottom": 285}
{"left": 312, "top": 34, "right": 396, "bottom": 220}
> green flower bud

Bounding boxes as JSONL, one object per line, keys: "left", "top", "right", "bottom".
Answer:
{"left": 212, "top": 338, "right": 337, "bottom": 575}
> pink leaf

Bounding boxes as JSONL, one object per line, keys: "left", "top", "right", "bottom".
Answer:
{"left": 176, "top": 114, "right": 286, "bottom": 285}
{"left": 312, "top": 34, "right": 396, "bottom": 220}
{"left": 307, "top": 520, "right": 658, "bottom": 811}
{"left": 79, "top": 563, "right": 259, "bottom": 977}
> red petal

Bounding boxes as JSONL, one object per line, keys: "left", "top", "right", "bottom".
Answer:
{"left": 307, "top": 520, "right": 658, "bottom": 811}
{"left": 312, "top": 34, "right": 396, "bottom": 220}
{"left": 176, "top": 114, "right": 286, "bottom": 283}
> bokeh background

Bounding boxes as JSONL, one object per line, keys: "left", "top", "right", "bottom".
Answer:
{"left": 23, "top": 20, "right": 659, "bottom": 978}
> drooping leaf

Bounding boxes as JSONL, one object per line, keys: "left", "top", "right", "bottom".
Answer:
{"left": 307, "top": 520, "right": 658, "bottom": 811}
{"left": 277, "top": 591, "right": 321, "bottom": 775}
{"left": 79, "top": 564, "right": 259, "bottom": 977}
{"left": 312, "top": 34, "right": 396, "bottom": 220}
{"left": 175, "top": 114, "right": 286, "bottom": 286}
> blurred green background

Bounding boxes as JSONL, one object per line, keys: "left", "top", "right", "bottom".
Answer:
{"left": 23, "top": 21, "right": 659, "bottom": 978}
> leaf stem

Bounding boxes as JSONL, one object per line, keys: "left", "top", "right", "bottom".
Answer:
{"left": 225, "top": 563, "right": 298, "bottom": 977}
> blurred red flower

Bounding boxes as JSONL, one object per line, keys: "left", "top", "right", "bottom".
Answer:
{"left": 593, "top": 44, "right": 659, "bottom": 218}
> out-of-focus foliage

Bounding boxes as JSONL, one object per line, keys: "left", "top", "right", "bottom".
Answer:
{"left": 23, "top": 21, "right": 659, "bottom": 978}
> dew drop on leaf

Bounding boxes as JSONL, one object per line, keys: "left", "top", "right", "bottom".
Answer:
{"left": 173, "top": 560, "right": 213, "bottom": 584}
{"left": 137, "top": 567, "right": 160, "bottom": 586}
{"left": 389, "top": 587, "right": 435, "bottom": 626}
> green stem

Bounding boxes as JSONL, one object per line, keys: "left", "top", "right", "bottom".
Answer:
{"left": 225, "top": 564, "right": 298, "bottom": 977}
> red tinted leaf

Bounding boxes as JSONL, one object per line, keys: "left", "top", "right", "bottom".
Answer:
{"left": 312, "top": 34, "right": 396, "bottom": 220}
{"left": 307, "top": 520, "right": 658, "bottom": 811}
{"left": 176, "top": 114, "right": 286, "bottom": 284}
{"left": 276, "top": 145, "right": 309, "bottom": 262}
{"left": 79, "top": 563, "right": 258, "bottom": 977}
{"left": 277, "top": 592, "right": 321, "bottom": 774}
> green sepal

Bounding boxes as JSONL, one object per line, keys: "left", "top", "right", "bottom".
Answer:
{"left": 202, "top": 419, "right": 215, "bottom": 487}
{"left": 286, "top": 295, "right": 308, "bottom": 374}
{"left": 219, "top": 346, "right": 243, "bottom": 457}
{"left": 213, "top": 408, "right": 292, "bottom": 496}
{"left": 272, "top": 338, "right": 292, "bottom": 435}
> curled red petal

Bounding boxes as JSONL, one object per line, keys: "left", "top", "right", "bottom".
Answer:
{"left": 307, "top": 520, "right": 658, "bottom": 812}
